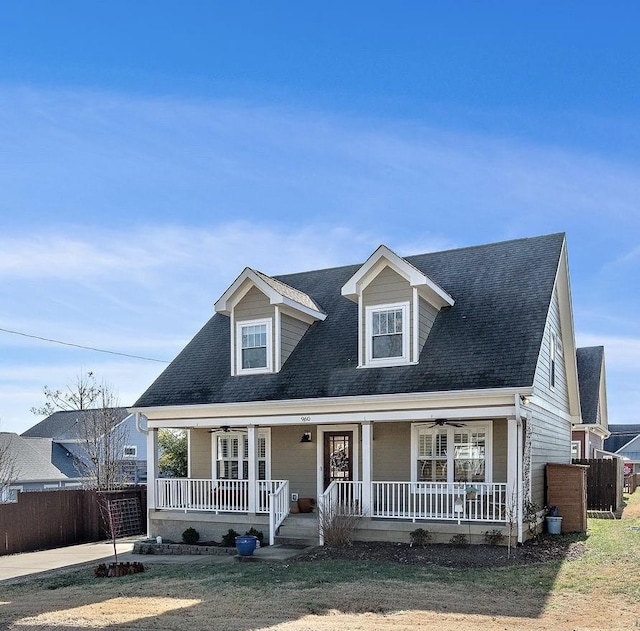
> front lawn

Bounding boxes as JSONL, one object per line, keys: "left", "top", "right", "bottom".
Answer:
{"left": 1, "top": 491, "right": 639, "bottom": 630}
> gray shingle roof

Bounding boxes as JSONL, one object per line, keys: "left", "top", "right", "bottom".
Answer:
{"left": 604, "top": 425, "right": 640, "bottom": 453}
{"left": 22, "top": 408, "right": 130, "bottom": 440}
{"left": 0, "top": 434, "right": 72, "bottom": 482}
{"left": 134, "top": 233, "right": 565, "bottom": 409}
{"left": 576, "top": 346, "right": 603, "bottom": 425}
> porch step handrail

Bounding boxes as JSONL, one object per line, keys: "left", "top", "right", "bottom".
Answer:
{"left": 268, "top": 480, "right": 290, "bottom": 546}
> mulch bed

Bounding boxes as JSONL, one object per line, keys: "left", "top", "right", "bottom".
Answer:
{"left": 295, "top": 537, "right": 587, "bottom": 568}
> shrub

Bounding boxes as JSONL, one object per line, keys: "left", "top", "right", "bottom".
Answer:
{"left": 409, "top": 528, "right": 432, "bottom": 548}
{"left": 245, "top": 527, "right": 266, "bottom": 546}
{"left": 449, "top": 533, "right": 468, "bottom": 547}
{"left": 484, "top": 529, "right": 504, "bottom": 546}
{"left": 221, "top": 528, "right": 240, "bottom": 547}
{"left": 181, "top": 528, "right": 200, "bottom": 545}
{"left": 319, "top": 503, "right": 362, "bottom": 546}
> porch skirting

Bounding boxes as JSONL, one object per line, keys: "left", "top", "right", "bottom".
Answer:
{"left": 149, "top": 510, "right": 271, "bottom": 544}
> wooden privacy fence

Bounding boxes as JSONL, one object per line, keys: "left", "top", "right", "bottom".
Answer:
{"left": 573, "top": 458, "right": 623, "bottom": 512}
{"left": 625, "top": 473, "right": 640, "bottom": 494}
{"left": 0, "top": 487, "right": 146, "bottom": 556}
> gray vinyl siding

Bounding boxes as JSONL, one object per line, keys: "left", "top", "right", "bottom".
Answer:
{"left": 281, "top": 314, "right": 310, "bottom": 366}
{"left": 372, "top": 422, "right": 411, "bottom": 481}
{"left": 529, "top": 287, "right": 572, "bottom": 506}
{"left": 271, "top": 425, "right": 317, "bottom": 499}
{"left": 189, "top": 428, "right": 212, "bottom": 478}
{"left": 234, "top": 286, "right": 273, "bottom": 321}
{"left": 362, "top": 266, "right": 413, "bottom": 361}
{"left": 418, "top": 297, "right": 438, "bottom": 351}
{"left": 492, "top": 419, "right": 507, "bottom": 483}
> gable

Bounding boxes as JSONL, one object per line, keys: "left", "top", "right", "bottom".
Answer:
{"left": 134, "top": 233, "right": 566, "bottom": 409}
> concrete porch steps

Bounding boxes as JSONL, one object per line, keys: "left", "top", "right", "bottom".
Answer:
{"left": 274, "top": 513, "right": 319, "bottom": 547}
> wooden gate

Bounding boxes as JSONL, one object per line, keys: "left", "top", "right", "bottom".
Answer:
{"left": 573, "top": 459, "right": 622, "bottom": 512}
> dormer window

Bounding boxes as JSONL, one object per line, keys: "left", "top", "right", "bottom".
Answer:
{"left": 366, "top": 303, "right": 409, "bottom": 365}
{"left": 237, "top": 319, "right": 272, "bottom": 374}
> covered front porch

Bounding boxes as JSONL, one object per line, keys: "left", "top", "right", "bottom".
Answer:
{"left": 145, "top": 403, "right": 526, "bottom": 545}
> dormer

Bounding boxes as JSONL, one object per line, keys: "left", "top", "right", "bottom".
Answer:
{"left": 215, "top": 268, "right": 326, "bottom": 376}
{"left": 341, "top": 245, "right": 454, "bottom": 367}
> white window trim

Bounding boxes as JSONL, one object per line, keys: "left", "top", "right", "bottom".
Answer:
{"left": 364, "top": 302, "right": 410, "bottom": 367}
{"left": 411, "top": 421, "right": 493, "bottom": 484}
{"left": 236, "top": 318, "right": 273, "bottom": 375}
{"left": 123, "top": 445, "right": 138, "bottom": 459}
{"left": 211, "top": 429, "right": 271, "bottom": 481}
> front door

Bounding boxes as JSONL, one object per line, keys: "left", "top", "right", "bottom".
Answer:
{"left": 323, "top": 431, "right": 353, "bottom": 489}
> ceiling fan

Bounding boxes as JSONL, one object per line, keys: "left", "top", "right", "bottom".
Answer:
{"left": 207, "top": 425, "right": 248, "bottom": 434}
{"left": 425, "top": 419, "right": 466, "bottom": 429}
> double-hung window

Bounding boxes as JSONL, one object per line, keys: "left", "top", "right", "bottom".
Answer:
{"left": 215, "top": 432, "right": 270, "bottom": 480}
{"left": 413, "top": 423, "right": 491, "bottom": 484}
{"left": 236, "top": 319, "right": 272, "bottom": 374}
{"left": 365, "top": 302, "right": 410, "bottom": 366}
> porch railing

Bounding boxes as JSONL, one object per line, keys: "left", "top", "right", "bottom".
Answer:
{"left": 268, "top": 480, "right": 290, "bottom": 545}
{"left": 320, "top": 481, "right": 507, "bottom": 524}
{"left": 155, "top": 478, "right": 287, "bottom": 514}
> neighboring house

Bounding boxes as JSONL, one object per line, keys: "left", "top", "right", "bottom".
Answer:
{"left": 132, "top": 233, "right": 591, "bottom": 545}
{"left": 21, "top": 408, "right": 147, "bottom": 485}
{"left": 605, "top": 425, "right": 640, "bottom": 475}
{"left": 0, "top": 432, "right": 85, "bottom": 502}
{"left": 572, "top": 346, "right": 612, "bottom": 459}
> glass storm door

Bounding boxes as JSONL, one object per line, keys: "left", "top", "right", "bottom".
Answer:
{"left": 323, "top": 431, "right": 353, "bottom": 489}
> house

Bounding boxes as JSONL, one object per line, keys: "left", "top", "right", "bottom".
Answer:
{"left": 132, "top": 233, "right": 587, "bottom": 545}
{"left": 571, "top": 346, "right": 611, "bottom": 459}
{"left": 605, "top": 425, "right": 640, "bottom": 475}
{"left": 0, "top": 432, "right": 85, "bottom": 501}
{"left": 22, "top": 408, "right": 147, "bottom": 485}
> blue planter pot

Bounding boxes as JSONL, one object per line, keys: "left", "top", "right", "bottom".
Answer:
{"left": 235, "top": 535, "right": 258, "bottom": 556}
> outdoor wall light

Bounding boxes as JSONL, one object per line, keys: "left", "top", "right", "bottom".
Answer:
{"left": 300, "top": 431, "right": 312, "bottom": 443}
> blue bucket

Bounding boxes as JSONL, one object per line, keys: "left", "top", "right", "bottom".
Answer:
{"left": 235, "top": 535, "right": 258, "bottom": 556}
{"left": 546, "top": 516, "right": 562, "bottom": 535}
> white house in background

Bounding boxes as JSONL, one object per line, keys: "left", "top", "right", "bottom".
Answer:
{"left": 132, "top": 233, "right": 595, "bottom": 546}
{"left": 22, "top": 408, "right": 148, "bottom": 485}
{"left": 605, "top": 426, "right": 640, "bottom": 475}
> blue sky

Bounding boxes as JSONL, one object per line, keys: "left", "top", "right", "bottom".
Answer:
{"left": 1, "top": 2, "right": 639, "bottom": 433}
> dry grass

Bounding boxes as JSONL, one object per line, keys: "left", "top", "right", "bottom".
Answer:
{"left": 1, "top": 491, "right": 639, "bottom": 630}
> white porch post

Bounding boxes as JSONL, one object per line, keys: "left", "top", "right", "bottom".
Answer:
{"left": 361, "top": 422, "right": 372, "bottom": 515}
{"left": 146, "top": 426, "right": 158, "bottom": 538}
{"left": 507, "top": 417, "right": 520, "bottom": 536}
{"left": 247, "top": 425, "right": 257, "bottom": 514}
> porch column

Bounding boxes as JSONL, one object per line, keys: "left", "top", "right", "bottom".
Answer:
{"left": 146, "top": 425, "right": 158, "bottom": 538}
{"left": 247, "top": 425, "right": 257, "bottom": 514}
{"left": 507, "top": 418, "right": 520, "bottom": 534}
{"left": 361, "top": 422, "right": 372, "bottom": 515}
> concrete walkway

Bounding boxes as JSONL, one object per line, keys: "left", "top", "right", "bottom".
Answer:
{"left": 0, "top": 539, "right": 306, "bottom": 584}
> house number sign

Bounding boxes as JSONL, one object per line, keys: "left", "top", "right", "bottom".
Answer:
{"left": 300, "top": 416, "right": 311, "bottom": 422}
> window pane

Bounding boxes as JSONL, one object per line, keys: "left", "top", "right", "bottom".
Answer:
{"left": 372, "top": 333, "right": 402, "bottom": 358}
{"left": 243, "top": 347, "right": 267, "bottom": 369}
{"left": 418, "top": 459, "right": 447, "bottom": 482}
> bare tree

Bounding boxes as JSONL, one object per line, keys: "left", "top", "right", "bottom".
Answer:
{"left": 31, "top": 372, "right": 128, "bottom": 491}
{"left": 74, "top": 386, "right": 129, "bottom": 491}
{"left": 31, "top": 371, "right": 102, "bottom": 416}
{"left": 0, "top": 427, "right": 18, "bottom": 502}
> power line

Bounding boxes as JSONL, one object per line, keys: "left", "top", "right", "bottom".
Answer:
{"left": 0, "top": 326, "right": 170, "bottom": 364}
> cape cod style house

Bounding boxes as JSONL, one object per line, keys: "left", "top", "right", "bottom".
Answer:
{"left": 132, "top": 233, "right": 583, "bottom": 545}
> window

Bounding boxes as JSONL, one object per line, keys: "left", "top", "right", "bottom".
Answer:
{"left": 571, "top": 441, "right": 581, "bottom": 460}
{"left": 365, "top": 302, "right": 410, "bottom": 366}
{"left": 413, "top": 423, "right": 491, "bottom": 483}
{"left": 236, "top": 319, "right": 272, "bottom": 374}
{"left": 123, "top": 445, "right": 137, "bottom": 458}
{"left": 215, "top": 431, "right": 269, "bottom": 480}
